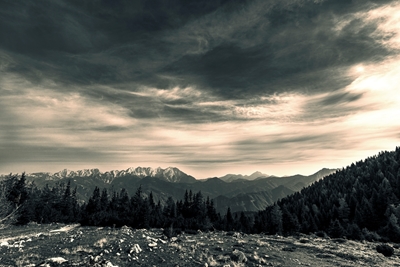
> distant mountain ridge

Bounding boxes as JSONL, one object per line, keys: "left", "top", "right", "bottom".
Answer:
{"left": 218, "top": 171, "right": 270, "bottom": 182}
{"left": 25, "top": 166, "right": 197, "bottom": 184}
{"left": 2, "top": 167, "right": 338, "bottom": 213}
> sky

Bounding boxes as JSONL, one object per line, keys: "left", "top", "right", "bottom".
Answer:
{"left": 1, "top": 0, "right": 400, "bottom": 179}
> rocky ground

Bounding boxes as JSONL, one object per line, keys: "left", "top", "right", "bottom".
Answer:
{"left": 0, "top": 224, "right": 399, "bottom": 267}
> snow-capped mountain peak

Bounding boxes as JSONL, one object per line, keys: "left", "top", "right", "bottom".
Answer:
{"left": 23, "top": 167, "right": 197, "bottom": 184}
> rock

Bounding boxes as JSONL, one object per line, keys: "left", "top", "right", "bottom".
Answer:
{"left": 0, "top": 241, "right": 9, "bottom": 247}
{"left": 232, "top": 232, "right": 242, "bottom": 238}
{"left": 49, "top": 257, "right": 68, "bottom": 264}
{"left": 231, "top": 249, "right": 247, "bottom": 263}
{"left": 105, "top": 261, "right": 118, "bottom": 267}
{"left": 121, "top": 225, "right": 133, "bottom": 235}
{"left": 252, "top": 252, "right": 267, "bottom": 264}
{"left": 95, "top": 255, "right": 102, "bottom": 262}
{"left": 130, "top": 244, "right": 142, "bottom": 253}
{"left": 146, "top": 236, "right": 158, "bottom": 242}
{"left": 171, "top": 237, "right": 178, "bottom": 242}
{"left": 40, "top": 257, "right": 69, "bottom": 266}
{"left": 148, "top": 242, "right": 158, "bottom": 247}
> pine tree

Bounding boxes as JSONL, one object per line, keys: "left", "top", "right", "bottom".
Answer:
{"left": 239, "top": 212, "right": 251, "bottom": 233}
{"left": 329, "top": 219, "right": 345, "bottom": 238}
{"left": 270, "top": 205, "right": 283, "bottom": 234}
{"left": 281, "top": 205, "right": 300, "bottom": 235}
{"left": 224, "top": 207, "right": 234, "bottom": 231}
{"left": 381, "top": 213, "right": 400, "bottom": 243}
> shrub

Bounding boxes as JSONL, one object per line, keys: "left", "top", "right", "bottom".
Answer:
{"left": 362, "top": 228, "right": 381, "bottom": 242}
{"left": 332, "top": 238, "right": 347, "bottom": 244}
{"left": 184, "top": 229, "right": 198, "bottom": 235}
{"left": 226, "top": 231, "right": 235, "bottom": 236}
{"left": 376, "top": 244, "right": 394, "bottom": 257}
{"left": 315, "top": 231, "right": 327, "bottom": 238}
{"left": 163, "top": 225, "right": 182, "bottom": 238}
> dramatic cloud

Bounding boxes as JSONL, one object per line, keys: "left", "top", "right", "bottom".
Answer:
{"left": 1, "top": 0, "right": 399, "bottom": 178}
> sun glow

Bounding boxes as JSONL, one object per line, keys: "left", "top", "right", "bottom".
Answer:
{"left": 356, "top": 66, "right": 365, "bottom": 73}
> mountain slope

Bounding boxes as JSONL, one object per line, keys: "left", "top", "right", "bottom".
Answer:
{"left": 214, "top": 185, "right": 295, "bottom": 213}
{"left": 256, "top": 147, "right": 400, "bottom": 242}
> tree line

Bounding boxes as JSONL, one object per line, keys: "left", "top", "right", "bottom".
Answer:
{"left": 1, "top": 147, "right": 400, "bottom": 243}
{"left": 0, "top": 174, "right": 252, "bottom": 233}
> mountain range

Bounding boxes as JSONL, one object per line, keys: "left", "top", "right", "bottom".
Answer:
{"left": 2, "top": 167, "right": 337, "bottom": 213}
{"left": 25, "top": 166, "right": 197, "bottom": 184}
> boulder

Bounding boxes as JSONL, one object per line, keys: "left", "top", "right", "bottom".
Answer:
{"left": 231, "top": 249, "right": 247, "bottom": 263}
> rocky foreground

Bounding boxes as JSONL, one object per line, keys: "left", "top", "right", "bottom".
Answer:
{"left": 0, "top": 224, "right": 399, "bottom": 267}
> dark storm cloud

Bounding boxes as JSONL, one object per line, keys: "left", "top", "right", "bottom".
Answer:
{"left": 0, "top": 0, "right": 238, "bottom": 85}
{"left": 1, "top": 0, "right": 395, "bottom": 102}
{"left": 0, "top": 1, "right": 102, "bottom": 56}
{"left": 1, "top": 0, "right": 399, "bottom": 134}
{"left": 160, "top": 2, "right": 394, "bottom": 99}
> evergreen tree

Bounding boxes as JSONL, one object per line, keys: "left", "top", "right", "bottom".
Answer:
{"left": 224, "top": 207, "right": 234, "bottom": 231}
{"left": 239, "top": 212, "right": 251, "bottom": 233}
{"left": 270, "top": 204, "right": 283, "bottom": 234}
{"left": 329, "top": 219, "right": 345, "bottom": 238}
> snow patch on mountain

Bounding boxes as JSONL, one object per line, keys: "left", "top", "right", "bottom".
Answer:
{"left": 21, "top": 167, "right": 196, "bottom": 184}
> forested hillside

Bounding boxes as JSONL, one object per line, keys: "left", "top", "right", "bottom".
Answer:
{"left": 255, "top": 147, "right": 400, "bottom": 242}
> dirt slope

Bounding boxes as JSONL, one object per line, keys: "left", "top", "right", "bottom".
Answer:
{"left": 0, "top": 224, "right": 399, "bottom": 266}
